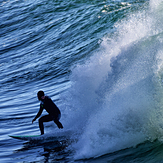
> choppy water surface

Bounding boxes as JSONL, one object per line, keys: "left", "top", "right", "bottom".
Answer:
{"left": 2, "top": 0, "right": 163, "bottom": 162}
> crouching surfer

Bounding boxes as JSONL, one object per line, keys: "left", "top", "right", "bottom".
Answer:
{"left": 32, "top": 90, "right": 63, "bottom": 135}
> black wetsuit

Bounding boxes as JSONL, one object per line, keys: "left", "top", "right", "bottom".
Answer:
{"left": 33, "top": 96, "right": 63, "bottom": 135}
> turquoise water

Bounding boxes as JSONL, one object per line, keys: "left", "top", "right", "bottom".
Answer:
{"left": 1, "top": 0, "right": 163, "bottom": 162}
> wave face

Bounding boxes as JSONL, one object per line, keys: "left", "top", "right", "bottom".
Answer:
{"left": 59, "top": 0, "right": 163, "bottom": 159}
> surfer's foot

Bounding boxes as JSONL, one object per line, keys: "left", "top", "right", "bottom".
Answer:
{"left": 54, "top": 120, "right": 63, "bottom": 129}
{"left": 59, "top": 125, "right": 63, "bottom": 129}
{"left": 57, "top": 122, "right": 63, "bottom": 129}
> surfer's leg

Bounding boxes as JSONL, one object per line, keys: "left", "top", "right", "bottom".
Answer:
{"left": 54, "top": 120, "right": 63, "bottom": 129}
{"left": 39, "top": 115, "right": 53, "bottom": 135}
{"left": 53, "top": 114, "right": 63, "bottom": 129}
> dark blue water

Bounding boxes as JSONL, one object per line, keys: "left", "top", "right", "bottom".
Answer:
{"left": 1, "top": 0, "right": 163, "bottom": 162}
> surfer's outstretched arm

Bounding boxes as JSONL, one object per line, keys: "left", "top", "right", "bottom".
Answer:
{"left": 32, "top": 107, "right": 43, "bottom": 123}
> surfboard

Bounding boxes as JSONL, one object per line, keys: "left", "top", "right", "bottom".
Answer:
{"left": 9, "top": 135, "right": 42, "bottom": 141}
{"left": 9, "top": 130, "right": 73, "bottom": 141}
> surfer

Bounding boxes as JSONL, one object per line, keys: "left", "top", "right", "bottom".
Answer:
{"left": 32, "top": 90, "right": 63, "bottom": 135}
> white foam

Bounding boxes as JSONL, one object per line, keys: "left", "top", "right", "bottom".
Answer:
{"left": 61, "top": 0, "right": 163, "bottom": 159}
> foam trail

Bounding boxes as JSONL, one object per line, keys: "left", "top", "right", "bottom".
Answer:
{"left": 61, "top": 0, "right": 163, "bottom": 159}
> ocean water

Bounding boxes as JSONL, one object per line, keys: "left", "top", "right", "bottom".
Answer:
{"left": 1, "top": 0, "right": 163, "bottom": 162}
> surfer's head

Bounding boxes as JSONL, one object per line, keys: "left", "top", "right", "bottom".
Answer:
{"left": 37, "top": 90, "right": 44, "bottom": 101}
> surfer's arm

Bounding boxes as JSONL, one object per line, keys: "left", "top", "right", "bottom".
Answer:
{"left": 32, "top": 104, "right": 44, "bottom": 123}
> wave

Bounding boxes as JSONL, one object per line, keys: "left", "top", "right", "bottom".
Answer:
{"left": 60, "top": 0, "right": 163, "bottom": 159}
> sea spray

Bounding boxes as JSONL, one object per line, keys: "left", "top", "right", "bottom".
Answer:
{"left": 61, "top": 0, "right": 163, "bottom": 159}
